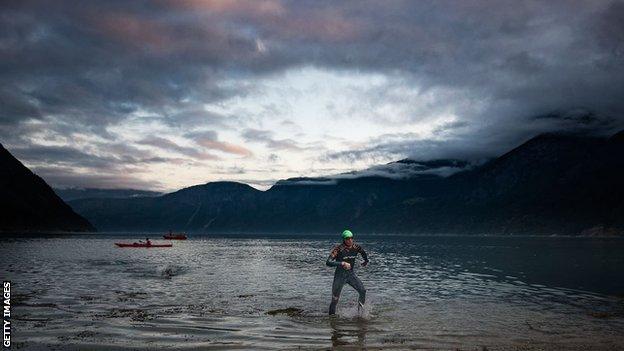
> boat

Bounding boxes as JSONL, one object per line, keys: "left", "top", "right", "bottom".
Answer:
{"left": 163, "top": 232, "right": 187, "bottom": 240}
{"left": 115, "top": 242, "right": 173, "bottom": 248}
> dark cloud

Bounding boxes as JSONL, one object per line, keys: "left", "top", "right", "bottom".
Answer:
{"left": 432, "top": 120, "right": 470, "bottom": 136}
{"left": 6, "top": 143, "right": 175, "bottom": 190}
{"left": 322, "top": 131, "right": 506, "bottom": 164}
{"left": 336, "top": 160, "right": 473, "bottom": 180}
{"left": 531, "top": 109, "right": 617, "bottom": 130}
{"left": 3, "top": 1, "right": 624, "bottom": 132}
{"left": 2, "top": 0, "right": 624, "bottom": 188}
{"left": 591, "top": 1, "right": 624, "bottom": 60}
{"left": 276, "top": 161, "right": 468, "bottom": 185}
{"left": 31, "top": 165, "right": 166, "bottom": 190}
{"left": 0, "top": 88, "right": 42, "bottom": 125}
{"left": 162, "top": 109, "right": 231, "bottom": 129}
{"left": 0, "top": 0, "right": 262, "bottom": 134}
{"left": 322, "top": 139, "right": 432, "bottom": 164}
{"left": 10, "top": 144, "right": 175, "bottom": 169}
{"left": 11, "top": 145, "right": 112, "bottom": 169}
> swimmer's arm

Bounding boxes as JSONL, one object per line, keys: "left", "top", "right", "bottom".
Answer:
{"left": 359, "top": 246, "right": 369, "bottom": 266}
{"left": 325, "top": 247, "right": 341, "bottom": 267}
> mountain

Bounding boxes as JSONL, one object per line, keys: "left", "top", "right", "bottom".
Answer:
{"left": 384, "top": 132, "right": 624, "bottom": 235}
{"left": 69, "top": 182, "right": 261, "bottom": 232}
{"left": 67, "top": 130, "right": 624, "bottom": 235}
{"left": 0, "top": 144, "right": 95, "bottom": 233}
{"left": 54, "top": 188, "right": 162, "bottom": 202}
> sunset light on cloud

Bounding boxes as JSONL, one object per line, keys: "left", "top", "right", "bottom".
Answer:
{"left": 2, "top": 0, "right": 624, "bottom": 191}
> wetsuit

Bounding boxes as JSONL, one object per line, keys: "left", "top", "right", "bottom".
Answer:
{"left": 326, "top": 242, "right": 369, "bottom": 315}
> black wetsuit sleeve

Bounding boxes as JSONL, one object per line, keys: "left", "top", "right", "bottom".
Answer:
{"left": 359, "top": 246, "right": 369, "bottom": 263}
{"left": 326, "top": 255, "right": 340, "bottom": 267}
{"left": 326, "top": 246, "right": 341, "bottom": 267}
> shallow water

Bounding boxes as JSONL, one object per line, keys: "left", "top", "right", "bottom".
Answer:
{"left": 1, "top": 234, "right": 624, "bottom": 350}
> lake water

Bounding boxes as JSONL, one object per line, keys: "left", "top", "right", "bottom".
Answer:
{"left": 1, "top": 234, "right": 624, "bottom": 350}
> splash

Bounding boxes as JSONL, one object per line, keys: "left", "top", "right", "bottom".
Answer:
{"left": 158, "top": 264, "right": 184, "bottom": 279}
{"left": 339, "top": 297, "right": 373, "bottom": 319}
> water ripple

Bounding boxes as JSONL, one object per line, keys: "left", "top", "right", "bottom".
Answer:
{"left": 1, "top": 235, "right": 624, "bottom": 350}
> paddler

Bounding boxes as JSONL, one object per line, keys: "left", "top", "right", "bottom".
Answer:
{"left": 325, "top": 229, "right": 369, "bottom": 315}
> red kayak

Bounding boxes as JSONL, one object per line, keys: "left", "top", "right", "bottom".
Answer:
{"left": 163, "top": 233, "right": 187, "bottom": 240}
{"left": 115, "top": 242, "right": 172, "bottom": 248}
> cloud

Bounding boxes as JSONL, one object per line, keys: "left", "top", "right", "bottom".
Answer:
{"left": 162, "top": 108, "right": 231, "bottom": 129}
{"left": 31, "top": 165, "right": 166, "bottom": 190}
{"left": 173, "top": 0, "right": 286, "bottom": 17}
{"left": 186, "top": 130, "right": 253, "bottom": 156}
{"left": 0, "top": 88, "right": 42, "bottom": 125}
{"left": 268, "top": 153, "right": 280, "bottom": 162}
{"left": 5, "top": 142, "right": 176, "bottom": 191}
{"left": 432, "top": 120, "right": 470, "bottom": 136}
{"left": 338, "top": 160, "right": 473, "bottom": 179}
{"left": 279, "top": 159, "right": 474, "bottom": 186}
{"left": 197, "top": 139, "right": 253, "bottom": 156}
{"left": 242, "top": 128, "right": 303, "bottom": 150}
{"left": 11, "top": 145, "right": 113, "bottom": 169}
{"left": 321, "top": 130, "right": 504, "bottom": 164}
{"left": 2, "top": 0, "right": 624, "bottom": 190}
{"left": 138, "top": 136, "right": 220, "bottom": 160}
{"left": 275, "top": 178, "right": 338, "bottom": 186}
{"left": 229, "top": 177, "right": 280, "bottom": 191}
{"left": 3, "top": 1, "right": 624, "bottom": 135}
{"left": 9, "top": 144, "right": 174, "bottom": 170}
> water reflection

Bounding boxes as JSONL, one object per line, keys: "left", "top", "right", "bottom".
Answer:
{"left": 330, "top": 316, "right": 369, "bottom": 349}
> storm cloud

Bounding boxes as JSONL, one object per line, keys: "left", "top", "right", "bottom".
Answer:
{"left": 1, "top": 0, "right": 623, "bottom": 190}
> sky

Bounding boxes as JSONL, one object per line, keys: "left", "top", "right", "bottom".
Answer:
{"left": 1, "top": 0, "right": 623, "bottom": 191}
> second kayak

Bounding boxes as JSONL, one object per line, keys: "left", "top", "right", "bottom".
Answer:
{"left": 163, "top": 233, "right": 187, "bottom": 240}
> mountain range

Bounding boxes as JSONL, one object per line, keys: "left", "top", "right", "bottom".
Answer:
{"left": 66, "top": 130, "right": 624, "bottom": 235}
{"left": 54, "top": 188, "right": 162, "bottom": 202}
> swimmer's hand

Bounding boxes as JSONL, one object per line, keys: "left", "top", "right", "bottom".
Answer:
{"left": 341, "top": 262, "right": 351, "bottom": 270}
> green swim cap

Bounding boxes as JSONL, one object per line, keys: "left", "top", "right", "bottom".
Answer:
{"left": 342, "top": 230, "right": 353, "bottom": 239}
